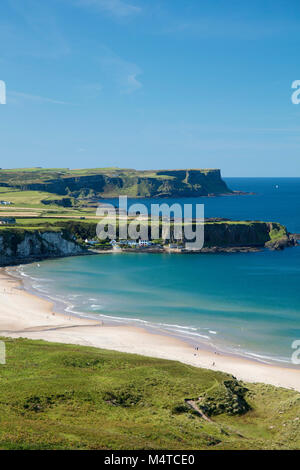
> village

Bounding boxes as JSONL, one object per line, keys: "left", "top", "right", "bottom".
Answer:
{"left": 0, "top": 200, "right": 12, "bottom": 206}
{"left": 84, "top": 238, "right": 183, "bottom": 252}
{"left": 0, "top": 200, "right": 15, "bottom": 225}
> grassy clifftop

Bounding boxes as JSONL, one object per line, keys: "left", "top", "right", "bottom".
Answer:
{"left": 0, "top": 338, "right": 299, "bottom": 450}
{"left": 0, "top": 167, "right": 232, "bottom": 198}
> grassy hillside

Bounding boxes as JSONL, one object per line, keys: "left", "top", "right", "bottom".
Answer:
{"left": 0, "top": 167, "right": 232, "bottom": 198}
{"left": 0, "top": 187, "right": 96, "bottom": 220}
{"left": 0, "top": 338, "right": 299, "bottom": 450}
{"left": 0, "top": 188, "right": 75, "bottom": 209}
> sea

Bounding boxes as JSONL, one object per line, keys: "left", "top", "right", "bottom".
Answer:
{"left": 16, "top": 178, "right": 300, "bottom": 365}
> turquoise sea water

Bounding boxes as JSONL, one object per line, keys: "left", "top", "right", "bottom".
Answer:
{"left": 20, "top": 178, "right": 300, "bottom": 365}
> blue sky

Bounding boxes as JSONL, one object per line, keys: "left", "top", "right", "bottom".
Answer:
{"left": 1, "top": 0, "right": 300, "bottom": 176}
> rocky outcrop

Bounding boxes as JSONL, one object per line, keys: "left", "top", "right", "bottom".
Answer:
{"left": 203, "top": 222, "right": 296, "bottom": 249}
{"left": 199, "top": 379, "right": 251, "bottom": 416}
{"left": 163, "top": 221, "right": 296, "bottom": 251}
{"left": 0, "top": 230, "right": 84, "bottom": 266}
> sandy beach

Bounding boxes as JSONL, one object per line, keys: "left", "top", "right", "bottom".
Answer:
{"left": 0, "top": 267, "right": 299, "bottom": 392}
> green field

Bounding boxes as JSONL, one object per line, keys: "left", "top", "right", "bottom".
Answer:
{"left": 0, "top": 188, "right": 65, "bottom": 208}
{"left": 0, "top": 338, "right": 299, "bottom": 450}
{"left": 0, "top": 188, "right": 89, "bottom": 212}
{"left": 0, "top": 188, "right": 98, "bottom": 220}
